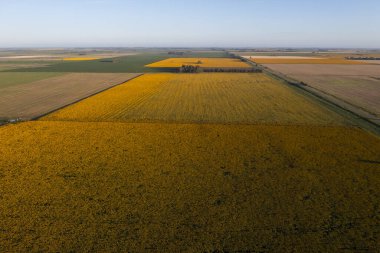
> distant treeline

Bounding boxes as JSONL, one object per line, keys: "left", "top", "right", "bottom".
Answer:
{"left": 202, "top": 68, "right": 262, "bottom": 73}
{"left": 179, "top": 65, "right": 261, "bottom": 73}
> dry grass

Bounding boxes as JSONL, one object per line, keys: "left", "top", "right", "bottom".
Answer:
{"left": 0, "top": 73, "right": 140, "bottom": 120}
{"left": 0, "top": 121, "right": 379, "bottom": 252}
{"left": 42, "top": 73, "right": 349, "bottom": 125}
{"left": 146, "top": 58, "right": 251, "bottom": 68}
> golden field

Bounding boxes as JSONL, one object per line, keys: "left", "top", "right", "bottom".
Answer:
{"left": 247, "top": 57, "right": 366, "bottom": 65}
{"left": 2, "top": 70, "right": 380, "bottom": 252}
{"left": 42, "top": 73, "right": 350, "bottom": 125}
{"left": 146, "top": 58, "right": 251, "bottom": 68}
{"left": 0, "top": 121, "right": 379, "bottom": 252}
{"left": 63, "top": 57, "right": 100, "bottom": 61}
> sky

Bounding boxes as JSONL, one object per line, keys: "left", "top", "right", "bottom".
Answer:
{"left": 0, "top": 0, "right": 379, "bottom": 48}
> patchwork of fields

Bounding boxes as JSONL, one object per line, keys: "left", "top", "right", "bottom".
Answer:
{"left": 1, "top": 57, "right": 379, "bottom": 252}
{"left": 6, "top": 52, "right": 229, "bottom": 73}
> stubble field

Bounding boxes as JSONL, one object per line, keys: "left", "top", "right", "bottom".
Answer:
{"left": 264, "top": 64, "right": 380, "bottom": 120}
{"left": 0, "top": 73, "right": 140, "bottom": 120}
{"left": 245, "top": 56, "right": 365, "bottom": 65}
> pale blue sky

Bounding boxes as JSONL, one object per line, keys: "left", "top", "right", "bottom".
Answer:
{"left": 0, "top": 0, "right": 379, "bottom": 48}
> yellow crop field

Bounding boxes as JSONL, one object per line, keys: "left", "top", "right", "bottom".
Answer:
{"left": 63, "top": 57, "right": 100, "bottom": 61}
{"left": 249, "top": 57, "right": 366, "bottom": 64}
{"left": 41, "top": 73, "right": 349, "bottom": 125}
{"left": 0, "top": 121, "right": 379, "bottom": 252}
{"left": 146, "top": 58, "right": 251, "bottom": 68}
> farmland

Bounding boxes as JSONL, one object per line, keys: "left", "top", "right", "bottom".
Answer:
{"left": 245, "top": 56, "right": 365, "bottom": 64}
{"left": 42, "top": 73, "right": 350, "bottom": 125}
{"left": 7, "top": 51, "right": 229, "bottom": 73}
{"left": 0, "top": 73, "right": 140, "bottom": 120}
{"left": 263, "top": 64, "right": 380, "bottom": 122}
{"left": 146, "top": 58, "right": 251, "bottom": 68}
{"left": 1, "top": 50, "right": 380, "bottom": 252}
{"left": 1, "top": 121, "right": 379, "bottom": 252}
{"left": 263, "top": 63, "right": 380, "bottom": 76}
{"left": 0, "top": 72, "right": 64, "bottom": 89}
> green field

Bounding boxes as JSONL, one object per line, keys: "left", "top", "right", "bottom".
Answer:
{"left": 0, "top": 72, "right": 64, "bottom": 89}
{"left": 7, "top": 52, "right": 229, "bottom": 73}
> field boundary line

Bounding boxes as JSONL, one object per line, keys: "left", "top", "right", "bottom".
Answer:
{"left": 234, "top": 54, "right": 380, "bottom": 136}
{"left": 32, "top": 73, "right": 144, "bottom": 121}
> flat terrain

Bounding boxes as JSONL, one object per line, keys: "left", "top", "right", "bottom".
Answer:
{"left": 42, "top": 73, "right": 350, "bottom": 125}
{"left": 264, "top": 64, "right": 380, "bottom": 119}
{"left": 146, "top": 58, "right": 251, "bottom": 68}
{"left": 0, "top": 121, "right": 379, "bottom": 252}
{"left": 0, "top": 73, "right": 140, "bottom": 120}
{"left": 1, "top": 66, "right": 379, "bottom": 252}
{"left": 8, "top": 52, "right": 229, "bottom": 73}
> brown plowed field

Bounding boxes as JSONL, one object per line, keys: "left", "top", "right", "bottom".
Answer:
{"left": 0, "top": 73, "right": 140, "bottom": 120}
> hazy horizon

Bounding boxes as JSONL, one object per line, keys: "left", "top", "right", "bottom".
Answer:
{"left": 1, "top": 0, "right": 379, "bottom": 48}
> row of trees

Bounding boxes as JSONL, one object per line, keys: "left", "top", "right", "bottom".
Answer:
{"left": 202, "top": 68, "right": 262, "bottom": 73}
{"left": 179, "top": 65, "right": 261, "bottom": 73}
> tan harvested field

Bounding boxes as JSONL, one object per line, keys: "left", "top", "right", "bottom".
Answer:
{"left": 248, "top": 57, "right": 364, "bottom": 65}
{"left": 43, "top": 73, "right": 350, "bottom": 125}
{"left": 264, "top": 64, "right": 380, "bottom": 76}
{"left": 358, "top": 60, "right": 380, "bottom": 65}
{"left": 288, "top": 75, "right": 380, "bottom": 117}
{"left": 0, "top": 121, "right": 379, "bottom": 252}
{"left": 0, "top": 73, "right": 140, "bottom": 120}
{"left": 264, "top": 64, "right": 380, "bottom": 119}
